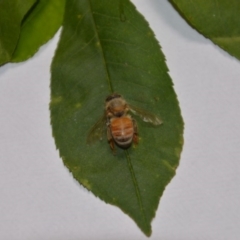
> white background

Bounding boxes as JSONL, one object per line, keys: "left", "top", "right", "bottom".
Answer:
{"left": 1, "top": 0, "right": 240, "bottom": 239}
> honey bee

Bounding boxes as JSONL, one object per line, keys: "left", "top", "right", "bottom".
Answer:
{"left": 87, "top": 93, "right": 162, "bottom": 153}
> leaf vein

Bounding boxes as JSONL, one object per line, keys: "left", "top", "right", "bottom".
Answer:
{"left": 65, "top": 34, "right": 97, "bottom": 62}
{"left": 63, "top": 10, "right": 91, "bottom": 48}
{"left": 117, "top": 78, "right": 154, "bottom": 91}
{"left": 106, "top": 61, "right": 160, "bottom": 78}
{"left": 92, "top": 11, "right": 119, "bottom": 20}
{"left": 100, "top": 38, "right": 148, "bottom": 52}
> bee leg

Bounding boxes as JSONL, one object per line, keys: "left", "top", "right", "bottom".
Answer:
{"left": 132, "top": 119, "right": 139, "bottom": 145}
{"left": 107, "top": 126, "right": 116, "bottom": 154}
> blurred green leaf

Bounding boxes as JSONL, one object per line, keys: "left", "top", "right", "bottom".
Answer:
{"left": 170, "top": 0, "right": 240, "bottom": 60}
{"left": 50, "top": 0, "right": 183, "bottom": 236}
{"left": 11, "top": 0, "right": 65, "bottom": 62}
{"left": 0, "top": 0, "right": 36, "bottom": 65}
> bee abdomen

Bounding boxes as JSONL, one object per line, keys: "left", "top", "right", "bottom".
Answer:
{"left": 110, "top": 117, "right": 134, "bottom": 148}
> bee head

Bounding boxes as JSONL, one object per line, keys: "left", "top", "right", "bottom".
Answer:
{"left": 105, "top": 93, "right": 122, "bottom": 102}
{"left": 105, "top": 93, "right": 128, "bottom": 117}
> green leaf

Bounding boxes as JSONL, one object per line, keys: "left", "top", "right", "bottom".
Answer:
{"left": 170, "top": 0, "right": 240, "bottom": 60}
{"left": 50, "top": 0, "right": 183, "bottom": 236}
{"left": 0, "top": 0, "right": 36, "bottom": 65}
{"left": 11, "top": 0, "right": 66, "bottom": 62}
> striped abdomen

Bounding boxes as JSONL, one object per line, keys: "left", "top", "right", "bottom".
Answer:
{"left": 110, "top": 116, "right": 134, "bottom": 148}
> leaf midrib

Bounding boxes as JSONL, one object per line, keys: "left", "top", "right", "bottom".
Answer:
{"left": 125, "top": 151, "right": 147, "bottom": 228}
{"left": 88, "top": 0, "right": 114, "bottom": 93}
{"left": 88, "top": 0, "right": 147, "bottom": 227}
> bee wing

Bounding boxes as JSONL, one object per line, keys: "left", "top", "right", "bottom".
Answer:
{"left": 87, "top": 114, "right": 107, "bottom": 144}
{"left": 129, "top": 104, "right": 163, "bottom": 125}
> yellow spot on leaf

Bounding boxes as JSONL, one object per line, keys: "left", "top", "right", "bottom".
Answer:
{"left": 175, "top": 147, "right": 182, "bottom": 158}
{"left": 162, "top": 160, "right": 176, "bottom": 173}
{"left": 81, "top": 179, "right": 91, "bottom": 190}
{"left": 51, "top": 96, "right": 63, "bottom": 105}
{"left": 73, "top": 166, "right": 80, "bottom": 172}
{"left": 75, "top": 103, "right": 82, "bottom": 109}
{"left": 147, "top": 31, "right": 153, "bottom": 36}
